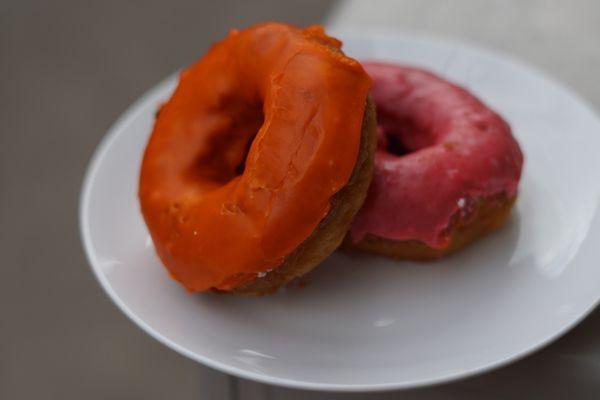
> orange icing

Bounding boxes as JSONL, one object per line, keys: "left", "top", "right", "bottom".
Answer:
{"left": 139, "top": 23, "right": 371, "bottom": 291}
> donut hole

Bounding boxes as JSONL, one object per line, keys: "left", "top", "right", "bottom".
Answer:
{"left": 234, "top": 127, "right": 258, "bottom": 175}
{"left": 385, "top": 132, "right": 410, "bottom": 156}
{"left": 192, "top": 102, "right": 264, "bottom": 185}
{"left": 381, "top": 120, "right": 438, "bottom": 156}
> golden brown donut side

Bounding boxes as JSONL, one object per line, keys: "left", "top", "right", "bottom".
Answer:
{"left": 344, "top": 193, "right": 516, "bottom": 261}
{"left": 224, "top": 96, "right": 377, "bottom": 295}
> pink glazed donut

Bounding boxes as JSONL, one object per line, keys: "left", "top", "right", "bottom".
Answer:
{"left": 347, "top": 62, "right": 523, "bottom": 260}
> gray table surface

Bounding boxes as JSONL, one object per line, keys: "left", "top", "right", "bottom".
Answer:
{"left": 2, "top": 1, "right": 599, "bottom": 399}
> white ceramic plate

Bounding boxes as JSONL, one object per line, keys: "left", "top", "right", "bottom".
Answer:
{"left": 80, "top": 30, "right": 600, "bottom": 391}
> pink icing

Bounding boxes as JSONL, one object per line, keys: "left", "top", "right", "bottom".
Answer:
{"left": 350, "top": 62, "right": 524, "bottom": 249}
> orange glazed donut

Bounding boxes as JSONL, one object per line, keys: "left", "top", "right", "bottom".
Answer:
{"left": 139, "top": 23, "right": 375, "bottom": 294}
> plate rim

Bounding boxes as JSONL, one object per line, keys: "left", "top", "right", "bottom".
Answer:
{"left": 79, "top": 28, "right": 600, "bottom": 392}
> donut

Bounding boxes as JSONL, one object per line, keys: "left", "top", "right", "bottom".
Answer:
{"left": 139, "top": 23, "right": 376, "bottom": 294}
{"left": 347, "top": 62, "right": 523, "bottom": 260}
